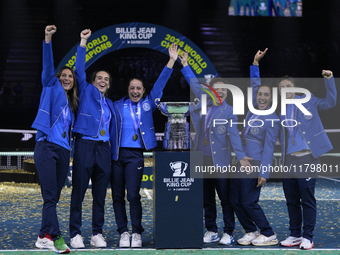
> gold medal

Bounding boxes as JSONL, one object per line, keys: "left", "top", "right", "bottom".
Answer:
{"left": 62, "top": 131, "right": 66, "bottom": 138}
{"left": 100, "top": 129, "right": 106, "bottom": 136}
{"left": 203, "top": 138, "right": 209, "bottom": 146}
{"left": 133, "top": 134, "right": 138, "bottom": 141}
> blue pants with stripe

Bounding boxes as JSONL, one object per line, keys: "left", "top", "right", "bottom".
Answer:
{"left": 230, "top": 161, "right": 274, "bottom": 237}
{"left": 283, "top": 153, "right": 319, "bottom": 242}
{"left": 111, "top": 148, "right": 144, "bottom": 234}
{"left": 203, "top": 156, "right": 234, "bottom": 235}
{"left": 69, "top": 138, "right": 111, "bottom": 238}
{"left": 34, "top": 141, "right": 70, "bottom": 241}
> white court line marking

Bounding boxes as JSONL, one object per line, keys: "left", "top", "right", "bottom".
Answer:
{"left": 317, "top": 199, "right": 340, "bottom": 201}
{"left": 319, "top": 175, "right": 340, "bottom": 182}
{"left": 143, "top": 188, "right": 152, "bottom": 200}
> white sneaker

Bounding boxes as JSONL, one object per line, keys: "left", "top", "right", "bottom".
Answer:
{"left": 281, "top": 236, "right": 303, "bottom": 247}
{"left": 90, "top": 233, "right": 107, "bottom": 248}
{"left": 219, "top": 233, "right": 234, "bottom": 245}
{"left": 299, "top": 237, "right": 314, "bottom": 250}
{"left": 203, "top": 231, "right": 220, "bottom": 243}
{"left": 70, "top": 234, "right": 85, "bottom": 249}
{"left": 35, "top": 234, "right": 54, "bottom": 249}
{"left": 131, "top": 233, "right": 142, "bottom": 248}
{"left": 251, "top": 233, "right": 278, "bottom": 246}
{"left": 119, "top": 232, "right": 131, "bottom": 248}
{"left": 237, "top": 231, "right": 259, "bottom": 245}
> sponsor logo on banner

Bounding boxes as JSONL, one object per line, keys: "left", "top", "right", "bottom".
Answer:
{"left": 115, "top": 26, "right": 156, "bottom": 45}
{"left": 57, "top": 22, "right": 218, "bottom": 76}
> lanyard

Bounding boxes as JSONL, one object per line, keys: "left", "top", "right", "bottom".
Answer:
{"left": 285, "top": 103, "right": 295, "bottom": 139}
{"left": 128, "top": 99, "right": 141, "bottom": 135}
{"left": 62, "top": 104, "right": 69, "bottom": 132}
{"left": 101, "top": 96, "right": 111, "bottom": 130}
{"left": 203, "top": 105, "right": 217, "bottom": 137}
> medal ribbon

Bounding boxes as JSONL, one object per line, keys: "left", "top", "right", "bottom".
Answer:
{"left": 203, "top": 105, "right": 217, "bottom": 138}
{"left": 128, "top": 99, "right": 141, "bottom": 137}
{"left": 62, "top": 104, "right": 69, "bottom": 134}
{"left": 101, "top": 96, "right": 111, "bottom": 131}
{"left": 285, "top": 103, "right": 295, "bottom": 139}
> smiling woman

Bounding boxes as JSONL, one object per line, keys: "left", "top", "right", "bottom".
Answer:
{"left": 31, "top": 25, "right": 78, "bottom": 254}
{"left": 69, "top": 28, "right": 116, "bottom": 250}
{"left": 110, "top": 43, "right": 180, "bottom": 248}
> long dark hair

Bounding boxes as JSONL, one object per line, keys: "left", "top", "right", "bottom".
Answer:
{"left": 55, "top": 66, "right": 78, "bottom": 113}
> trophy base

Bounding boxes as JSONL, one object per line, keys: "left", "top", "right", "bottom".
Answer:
{"left": 161, "top": 148, "right": 191, "bottom": 152}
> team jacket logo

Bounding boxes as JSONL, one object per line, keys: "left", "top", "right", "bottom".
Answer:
{"left": 169, "top": 161, "right": 188, "bottom": 177}
{"left": 251, "top": 127, "right": 260, "bottom": 135}
{"left": 304, "top": 112, "right": 313, "bottom": 120}
{"left": 142, "top": 102, "right": 151, "bottom": 111}
{"left": 217, "top": 125, "right": 226, "bottom": 134}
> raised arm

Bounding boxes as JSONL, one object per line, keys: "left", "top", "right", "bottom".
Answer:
{"left": 42, "top": 25, "right": 57, "bottom": 86}
{"left": 149, "top": 43, "right": 177, "bottom": 107}
{"left": 312, "top": 70, "right": 337, "bottom": 110}
{"left": 166, "top": 43, "right": 179, "bottom": 69}
{"left": 180, "top": 51, "right": 205, "bottom": 98}
{"left": 75, "top": 29, "right": 92, "bottom": 94}
{"left": 250, "top": 48, "right": 268, "bottom": 106}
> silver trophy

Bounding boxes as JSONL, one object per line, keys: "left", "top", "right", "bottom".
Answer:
{"left": 158, "top": 102, "right": 193, "bottom": 150}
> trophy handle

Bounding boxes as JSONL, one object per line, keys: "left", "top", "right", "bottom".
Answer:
{"left": 155, "top": 98, "right": 161, "bottom": 107}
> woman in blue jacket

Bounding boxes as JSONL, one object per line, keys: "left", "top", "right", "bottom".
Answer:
{"left": 230, "top": 48, "right": 279, "bottom": 246}
{"left": 180, "top": 52, "right": 252, "bottom": 246}
{"left": 278, "top": 69, "right": 336, "bottom": 250}
{"left": 69, "top": 29, "right": 115, "bottom": 249}
{"left": 32, "top": 25, "right": 78, "bottom": 254}
{"left": 110, "top": 43, "right": 179, "bottom": 248}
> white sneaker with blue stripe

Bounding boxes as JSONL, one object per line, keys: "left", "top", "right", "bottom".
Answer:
{"left": 203, "top": 231, "right": 220, "bottom": 243}
{"left": 219, "top": 233, "right": 234, "bottom": 245}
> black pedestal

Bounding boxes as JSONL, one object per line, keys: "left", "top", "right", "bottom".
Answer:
{"left": 153, "top": 151, "right": 203, "bottom": 249}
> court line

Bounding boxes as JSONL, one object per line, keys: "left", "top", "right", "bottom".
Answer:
{"left": 318, "top": 175, "right": 340, "bottom": 182}
{"left": 143, "top": 188, "right": 152, "bottom": 200}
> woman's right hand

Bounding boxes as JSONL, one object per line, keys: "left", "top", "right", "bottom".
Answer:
{"left": 80, "top": 29, "right": 92, "bottom": 40}
{"left": 45, "top": 25, "right": 56, "bottom": 43}
{"left": 179, "top": 51, "right": 188, "bottom": 67}
{"left": 80, "top": 29, "right": 91, "bottom": 47}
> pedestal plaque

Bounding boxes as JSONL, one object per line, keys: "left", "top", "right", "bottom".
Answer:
{"left": 153, "top": 151, "right": 203, "bottom": 249}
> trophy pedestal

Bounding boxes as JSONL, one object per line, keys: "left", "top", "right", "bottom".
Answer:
{"left": 153, "top": 151, "right": 203, "bottom": 249}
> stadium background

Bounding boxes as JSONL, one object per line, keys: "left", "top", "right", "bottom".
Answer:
{"left": 0, "top": 0, "right": 340, "bottom": 254}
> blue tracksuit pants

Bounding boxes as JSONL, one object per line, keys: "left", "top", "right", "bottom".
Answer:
{"left": 282, "top": 153, "right": 319, "bottom": 242}
{"left": 111, "top": 148, "right": 145, "bottom": 234}
{"left": 69, "top": 138, "right": 111, "bottom": 238}
{"left": 34, "top": 141, "right": 69, "bottom": 241}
